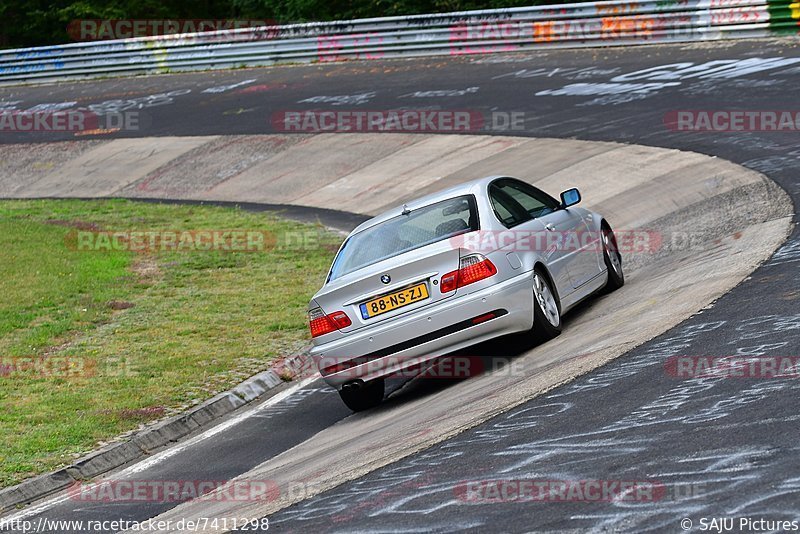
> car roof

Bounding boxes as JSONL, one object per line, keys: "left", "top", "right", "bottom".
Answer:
{"left": 349, "top": 175, "right": 507, "bottom": 235}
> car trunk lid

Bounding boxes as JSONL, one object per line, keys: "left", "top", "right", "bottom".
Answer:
{"left": 313, "top": 240, "right": 462, "bottom": 332}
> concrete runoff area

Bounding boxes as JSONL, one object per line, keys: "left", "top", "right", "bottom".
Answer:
{"left": 8, "top": 137, "right": 213, "bottom": 198}
{"left": 0, "top": 133, "right": 790, "bottom": 530}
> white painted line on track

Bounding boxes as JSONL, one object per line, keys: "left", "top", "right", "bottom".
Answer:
{"left": 2, "top": 375, "right": 321, "bottom": 522}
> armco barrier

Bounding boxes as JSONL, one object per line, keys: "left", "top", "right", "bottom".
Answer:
{"left": 0, "top": 0, "right": 799, "bottom": 84}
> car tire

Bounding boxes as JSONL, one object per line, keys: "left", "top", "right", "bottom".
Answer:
{"left": 532, "top": 267, "right": 562, "bottom": 342}
{"left": 338, "top": 378, "right": 385, "bottom": 412}
{"left": 602, "top": 223, "right": 625, "bottom": 292}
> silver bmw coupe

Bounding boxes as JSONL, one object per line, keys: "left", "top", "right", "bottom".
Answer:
{"left": 308, "top": 176, "right": 624, "bottom": 411}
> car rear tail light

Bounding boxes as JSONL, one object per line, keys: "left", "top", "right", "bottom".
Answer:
{"left": 309, "top": 308, "right": 351, "bottom": 337}
{"left": 440, "top": 254, "right": 498, "bottom": 293}
{"left": 440, "top": 271, "right": 458, "bottom": 293}
{"left": 458, "top": 254, "right": 498, "bottom": 285}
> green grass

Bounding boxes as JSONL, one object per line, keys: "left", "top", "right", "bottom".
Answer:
{"left": 0, "top": 199, "right": 342, "bottom": 488}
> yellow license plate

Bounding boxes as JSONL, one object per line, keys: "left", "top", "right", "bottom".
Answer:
{"left": 360, "top": 283, "right": 429, "bottom": 319}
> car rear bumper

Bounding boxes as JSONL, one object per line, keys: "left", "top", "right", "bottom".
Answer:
{"left": 310, "top": 271, "right": 534, "bottom": 389}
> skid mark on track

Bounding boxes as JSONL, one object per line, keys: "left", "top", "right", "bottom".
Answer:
{"left": 271, "top": 312, "right": 800, "bottom": 531}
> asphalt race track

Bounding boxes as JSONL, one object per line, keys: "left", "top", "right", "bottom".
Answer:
{"left": 2, "top": 38, "right": 800, "bottom": 532}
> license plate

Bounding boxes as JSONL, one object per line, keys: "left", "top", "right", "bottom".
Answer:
{"left": 360, "top": 283, "right": 429, "bottom": 319}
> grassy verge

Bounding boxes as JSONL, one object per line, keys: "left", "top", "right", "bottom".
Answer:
{"left": 0, "top": 199, "right": 342, "bottom": 488}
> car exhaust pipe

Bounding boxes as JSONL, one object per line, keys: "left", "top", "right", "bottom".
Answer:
{"left": 341, "top": 380, "right": 365, "bottom": 392}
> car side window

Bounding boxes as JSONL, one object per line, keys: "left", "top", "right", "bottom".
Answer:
{"left": 489, "top": 183, "right": 531, "bottom": 228}
{"left": 490, "top": 179, "right": 560, "bottom": 227}
{"left": 504, "top": 180, "right": 561, "bottom": 218}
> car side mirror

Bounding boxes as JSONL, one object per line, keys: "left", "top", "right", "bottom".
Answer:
{"left": 560, "top": 188, "right": 581, "bottom": 208}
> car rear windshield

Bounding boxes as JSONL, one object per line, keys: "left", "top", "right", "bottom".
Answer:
{"left": 328, "top": 195, "right": 478, "bottom": 281}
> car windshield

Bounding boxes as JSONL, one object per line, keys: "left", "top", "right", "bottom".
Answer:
{"left": 328, "top": 195, "right": 478, "bottom": 281}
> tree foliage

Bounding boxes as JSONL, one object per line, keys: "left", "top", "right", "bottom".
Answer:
{"left": 1, "top": 0, "right": 555, "bottom": 48}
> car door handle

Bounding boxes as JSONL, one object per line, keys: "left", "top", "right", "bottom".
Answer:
{"left": 544, "top": 223, "right": 556, "bottom": 231}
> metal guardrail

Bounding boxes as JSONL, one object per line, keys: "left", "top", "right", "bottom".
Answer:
{"left": 0, "top": 0, "right": 798, "bottom": 84}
